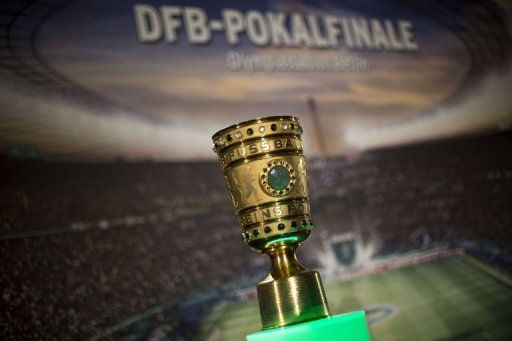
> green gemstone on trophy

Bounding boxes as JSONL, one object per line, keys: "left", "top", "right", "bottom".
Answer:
{"left": 268, "top": 165, "right": 291, "bottom": 190}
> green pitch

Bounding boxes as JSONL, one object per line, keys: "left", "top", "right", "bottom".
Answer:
{"left": 200, "top": 256, "right": 512, "bottom": 340}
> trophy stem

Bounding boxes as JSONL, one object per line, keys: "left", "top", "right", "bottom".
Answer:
{"left": 266, "top": 244, "right": 306, "bottom": 279}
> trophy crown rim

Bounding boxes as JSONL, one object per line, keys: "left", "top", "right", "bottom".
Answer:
{"left": 211, "top": 115, "right": 299, "bottom": 140}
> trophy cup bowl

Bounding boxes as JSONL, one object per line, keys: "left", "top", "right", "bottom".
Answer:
{"left": 212, "top": 116, "right": 329, "bottom": 329}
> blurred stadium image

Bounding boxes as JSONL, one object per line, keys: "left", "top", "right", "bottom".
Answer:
{"left": 201, "top": 254, "right": 512, "bottom": 341}
{"left": 1, "top": 0, "right": 512, "bottom": 340}
{"left": 2, "top": 131, "right": 511, "bottom": 339}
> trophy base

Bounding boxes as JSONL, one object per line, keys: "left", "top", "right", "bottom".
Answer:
{"left": 257, "top": 270, "right": 329, "bottom": 329}
{"left": 246, "top": 311, "right": 371, "bottom": 341}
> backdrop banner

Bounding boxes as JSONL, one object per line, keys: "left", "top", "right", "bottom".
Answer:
{"left": 0, "top": 1, "right": 511, "bottom": 340}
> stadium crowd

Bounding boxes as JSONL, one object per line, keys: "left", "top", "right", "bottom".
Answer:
{"left": 0, "top": 130, "right": 511, "bottom": 339}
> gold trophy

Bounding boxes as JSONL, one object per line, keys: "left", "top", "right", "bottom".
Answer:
{"left": 212, "top": 115, "right": 328, "bottom": 326}
{"left": 212, "top": 116, "right": 370, "bottom": 340}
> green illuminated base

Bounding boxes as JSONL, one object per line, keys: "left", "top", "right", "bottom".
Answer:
{"left": 246, "top": 311, "right": 370, "bottom": 341}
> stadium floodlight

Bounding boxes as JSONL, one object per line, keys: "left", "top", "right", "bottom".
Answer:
{"left": 212, "top": 116, "right": 371, "bottom": 340}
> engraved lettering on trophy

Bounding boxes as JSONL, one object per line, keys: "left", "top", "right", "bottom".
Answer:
{"left": 274, "top": 205, "right": 283, "bottom": 216}
{"left": 262, "top": 208, "right": 271, "bottom": 219}
{"left": 229, "top": 139, "right": 298, "bottom": 161}
{"left": 236, "top": 147, "right": 245, "bottom": 158}
{"left": 288, "top": 204, "right": 296, "bottom": 214}
{"left": 228, "top": 151, "right": 235, "bottom": 162}
{"left": 245, "top": 213, "right": 253, "bottom": 224}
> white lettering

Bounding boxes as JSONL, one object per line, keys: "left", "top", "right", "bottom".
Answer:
{"left": 324, "top": 15, "right": 340, "bottom": 48}
{"left": 133, "top": 5, "right": 420, "bottom": 51}
{"left": 161, "top": 6, "right": 181, "bottom": 43}
{"left": 307, "top": 15, "right": 329, "bottom": 48}
{"left": 290, "top": 14, "right": 312, "bottom": 47}
{"left": 223, "top": 9, "right": 245, "bottom": 44}
{"left": 184, "top": 7, "right": 211, "bottom": 44}
{"left": 134, "top": 5, "right": 162, "bottom": 42}
{"left": 399, "top": 20, "right": 419, "bottom": 51}
{"left": 351, "top": 18, "right": 374, "bottom": 49}
{"left": 267, "top": 12, "right": 291, "bottom": 46}
{"left": 370, "top": 19, "right": 390, "bottom": 50}
{"left": 246, "top": 11, "right": 269, "bottom": 46}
